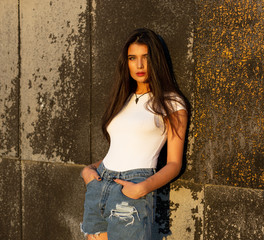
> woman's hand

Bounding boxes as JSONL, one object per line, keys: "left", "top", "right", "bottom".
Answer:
{"left": 81, "top": 165, "right": 101, "bottom": 185}
{"left": 114, "top": 179, "right": 146, "bottom": 199}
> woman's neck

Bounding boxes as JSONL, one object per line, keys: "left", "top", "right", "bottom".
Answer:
{"left": 135, "top": 83, "right": 150, "bottom": 94}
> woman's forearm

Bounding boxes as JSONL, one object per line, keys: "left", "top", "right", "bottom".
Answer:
{"left": 139, "top": 162, "right": 182, "bottom": 196}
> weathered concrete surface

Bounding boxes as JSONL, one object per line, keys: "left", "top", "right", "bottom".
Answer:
{"left": 153, "top": 180, "right": 204, "bottom": 240}
{"left": 1, "top": 1, "right": 264, "bottom": 240}
{"left": 204, "top": 185, "right": 264, "bottom": 240}
{"left": 22, "top": 160, "right": 85, "bottom": 240}
{"left": 188, "top": 0, "right": 264, "bottom": 189}
{"left": 0, "top": 157, "right": 21, "bottom": 239}
{"left": 20, "top": 0, "right": 91, "bottom": 164}
{"left": 0, "top": 0, "right": 19, "bottom": 157}
{"left": 90, "top": 0, "right": 195, "bottom": 161}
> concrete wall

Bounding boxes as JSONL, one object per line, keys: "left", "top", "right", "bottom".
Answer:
{"left": 0, "top": 0, "right": 263, "bottom": 239}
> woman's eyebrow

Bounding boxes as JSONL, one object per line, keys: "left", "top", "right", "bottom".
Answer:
{"left": 127, "top": 54, "right": 148, "bottom": 56}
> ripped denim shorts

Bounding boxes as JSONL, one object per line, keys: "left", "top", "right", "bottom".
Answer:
{"left": 80, "top": 163, "right": 156, "bottom": 240}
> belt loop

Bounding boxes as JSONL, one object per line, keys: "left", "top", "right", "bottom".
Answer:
{"left": 98, "top": 162, "right": 105, "bottom": 178}
{"left": 100, "top": 169, "right": 106, "bottom": 178}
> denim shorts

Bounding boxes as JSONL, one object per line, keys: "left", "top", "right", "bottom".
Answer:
{"left": 81, "top": 163, "right": 156, "bottom": 240}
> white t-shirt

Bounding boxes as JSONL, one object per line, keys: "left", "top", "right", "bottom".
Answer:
{"left": 102, "top": 92, "right": 186, "bottom": 171}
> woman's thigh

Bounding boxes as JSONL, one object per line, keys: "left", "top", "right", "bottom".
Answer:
{"left": 87, "top": 232, "right": 108, "bottom": 240}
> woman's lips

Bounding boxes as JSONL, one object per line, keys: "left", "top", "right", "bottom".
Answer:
{"left": 136, "top": 72, "right": 146, "bottom": 76}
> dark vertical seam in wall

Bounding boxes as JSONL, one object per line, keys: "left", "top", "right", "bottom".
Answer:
{"left": 17, "top": 0, "right": 21, "bottom": 158}
{"left": 88, "top": 0, "right": 92, "bottom": 164}
{"left": 17, "top": 1, "right": 23, "bottom": 239}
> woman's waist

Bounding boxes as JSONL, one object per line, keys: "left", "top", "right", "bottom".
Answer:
{"left": 97, "top": 162, "right": 156, "bottom": 181}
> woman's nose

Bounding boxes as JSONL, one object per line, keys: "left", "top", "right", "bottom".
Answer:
{"left": 137, "top": 59, "right": 143, "bottom": 69}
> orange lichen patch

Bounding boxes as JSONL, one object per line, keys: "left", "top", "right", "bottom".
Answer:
{"left": 230, "top": 153, "right": 256, "bottom": 186}
{"left": 192, "top": 0, "right": 264, "bottom": 189}
{"left": 260, "top": 172, "right": 264, "bottom": 183}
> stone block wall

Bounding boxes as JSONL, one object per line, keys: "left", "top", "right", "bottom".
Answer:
{"left": 0, "top": 0, "right": 263, "bottom": 239}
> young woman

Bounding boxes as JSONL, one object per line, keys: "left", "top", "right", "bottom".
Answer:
{"left": 80, "top": 28, "right": 188, "bottom": 240}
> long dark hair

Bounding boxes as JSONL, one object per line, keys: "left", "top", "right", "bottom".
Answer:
{"left": 102, "top": 28, "right": 188, "bottom": 142}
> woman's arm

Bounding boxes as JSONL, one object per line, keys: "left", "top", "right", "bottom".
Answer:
{"left": 114, "top": 109, "right": 188, "bottom": 199}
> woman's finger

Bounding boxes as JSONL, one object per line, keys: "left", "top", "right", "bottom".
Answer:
{"left": 113, "top": 179, "right": 128, "bottom": 186}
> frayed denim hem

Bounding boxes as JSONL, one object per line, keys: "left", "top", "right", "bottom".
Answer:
{"left": 80, "top": 223, "right": 88, "bottom": 237}
{"left": 80, "top": 223, "right": 102, "bottom": 239}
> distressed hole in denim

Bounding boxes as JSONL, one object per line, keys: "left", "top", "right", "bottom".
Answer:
{"left": 109, "top": 201, "right": 140, "bottom": 226}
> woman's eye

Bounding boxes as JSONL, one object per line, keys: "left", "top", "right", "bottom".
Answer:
{"left": 128, "top": 57, "right": 135, "bottom": 60}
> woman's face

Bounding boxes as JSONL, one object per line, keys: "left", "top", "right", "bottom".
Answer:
{"left": 127, "top": 43, "right": 148, "bottom": 83}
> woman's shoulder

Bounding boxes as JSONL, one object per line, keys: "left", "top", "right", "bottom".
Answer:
{"left": 164, "top": 91, "right": 187, "bottom": 112}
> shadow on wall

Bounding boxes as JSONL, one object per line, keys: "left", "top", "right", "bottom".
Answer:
{"left": 154, "top": 143, "right": 172, "bottom": 238}
{"left": 154, "top": 137, "right": 189, "bottom": 239}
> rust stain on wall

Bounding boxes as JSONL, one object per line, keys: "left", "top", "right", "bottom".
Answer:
{"left": 193, "top": 0, "right": 264, "bottom": 189}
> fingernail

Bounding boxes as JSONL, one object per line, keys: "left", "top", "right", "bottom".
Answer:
{"left": 112, "top": 177, "right": 116, "bottom": 180}
{"left": 98, "top": 177, "right": 101, "bottom": 180}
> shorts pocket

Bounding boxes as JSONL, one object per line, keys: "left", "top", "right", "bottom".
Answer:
{"left": 119, "top": 176, "right": 148, "bottom": 200}
{"left": 120, "top": 187, "right": 147, "bottom": 200}
{"left": 119, "top": 186, "right": 142, "bottom": 200}
{"left": 86, "top": 178, "right": 97, "bottom": 188}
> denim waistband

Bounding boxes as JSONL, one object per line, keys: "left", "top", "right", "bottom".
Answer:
{"left": 97, "top": 163, "right": 156, "bottom": 181}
